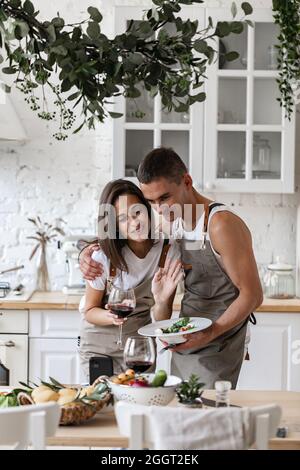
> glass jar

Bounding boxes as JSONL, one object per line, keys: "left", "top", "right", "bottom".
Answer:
{"left": 264, "top": 257, "right": 295, "bottom": 299}
{"left": 215, "top": 380, "right": 231, "bottom": 407}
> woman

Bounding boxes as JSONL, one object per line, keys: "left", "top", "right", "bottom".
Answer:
{"left": 79, "top": 179, "right": 182, "bottom": 379}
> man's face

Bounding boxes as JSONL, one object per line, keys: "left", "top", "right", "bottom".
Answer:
{"left": 140, "top": 176, "right": 191, "bottom": 222}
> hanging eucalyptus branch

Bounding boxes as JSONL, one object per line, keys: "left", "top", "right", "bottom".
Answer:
{"left": 0, "top": 0, "right": 252, "bottom": 139}
{"left": 272, "top": 0, "right": 300, "bottom": 119}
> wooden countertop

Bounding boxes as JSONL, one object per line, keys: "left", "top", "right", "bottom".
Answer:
{"left": 0, "top": 291, "right": 80, "bottom": 310}
{"left": 47, "top": 390, "right": 300, "bottom": 450}
{"left": 1, "top": 291, "right": 300, "bottom": 313}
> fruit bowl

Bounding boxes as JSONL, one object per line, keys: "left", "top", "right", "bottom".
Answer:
{"left": 11, "top": 377, "right": 112, "bottom": 426}
{"left": 107, "top": 373, "right": 182, "bottom": 406}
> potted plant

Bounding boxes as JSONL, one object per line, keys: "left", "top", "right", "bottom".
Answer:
{"left": 176, "top": 374, "right": 205, "bottom": 408}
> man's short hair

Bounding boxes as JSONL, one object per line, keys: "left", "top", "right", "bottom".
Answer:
{"left": 137, "top": 147, "right": 187, "bottom": 184}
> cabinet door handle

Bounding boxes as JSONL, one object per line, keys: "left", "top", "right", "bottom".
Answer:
{"left": 0, "top": 340, "right": 15, "bottom": 347}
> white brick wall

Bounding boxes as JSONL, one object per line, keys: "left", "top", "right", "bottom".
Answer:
{"left": 0, "top": 0, "right": 299, "bottom": 290}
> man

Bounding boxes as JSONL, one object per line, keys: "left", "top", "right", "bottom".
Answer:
{"left": 80, "top": 147, "right": 263, "bottom": 388}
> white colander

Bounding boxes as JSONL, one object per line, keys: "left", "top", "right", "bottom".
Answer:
{"left": 107, "top": 374, "right": 181, "bottom": 406}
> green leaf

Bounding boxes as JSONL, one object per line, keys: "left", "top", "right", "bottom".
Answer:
{"left": 2, "top": 66, "right": 17, "bottom": 74}
{"left": 225, "top": 51, "right": 239, "bottom": 62}
{"left": 108, "top": 111, "right": 123, "bottom": 118}
{"left": 73, "top": 121, "right": 85, "bottom": 134}
{"left": 61, "top": 78, "right": 72, "bottom": 92}
{"left": 215, "top": 21, "right": 231, "bottom": 38}
{"left": 51, "top": 17, "right": 65, "bottom": 29}
{"left": 241, "top": 2, "right": 253, "bottom": 16}
{"left": 230, "top": 21, "right": 244, "bottom": 34}
{"left": 49, "top": 377, "right": 65, "bottom": 389}
{"left": 87, "top": 6, "right": 102, "bottom": 23}
{"left": 193, "top": 39, "right": 208, "bottom": 53}
{"left": 46, "top": 24, "right": 56, "bottom": 42}
{"left": 175, "top": 101, "right": 189, "bottom": 113}
{"left": 9, "top": 0, "right": 21, "bottom": 7}
{"left": 231, "top": 2, "right": 237, "bottom": 18}
{"left": 190, "top": 91, "right": 206, "bottom": 103}
{"left": 128, "top": 52, "right": 144, "bottom": 65}
{"left": 87, "top": 21, "right": 100, "bottom": 40}
{"left": 51, "top": 45, "right": 68, "bottom": 56}
{"left": 14, "top": 21, "right": 30, "bottom": 39}
{"left": 23, "top": 0, "right": 35, "bottom": 16}
{"left": 126, "top": 87, "right": 141, "bottom": 99}
{"left": 68, "top": 91, "right": 81, "bottom": 101}
{"left": 138, "top": 21, "right": 153, "bottom": 38}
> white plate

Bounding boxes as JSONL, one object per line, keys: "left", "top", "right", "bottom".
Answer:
{"left": 138, "top": 317, "right": 212, "bottom": 345}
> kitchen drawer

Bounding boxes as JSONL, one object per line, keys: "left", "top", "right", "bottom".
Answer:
{"left": 29, "top": 310, "right": 81, "bottom": 338}
{"left": 0, "top": 309, "right": 28, "bottom": 334}
{"left": 0, "top": 334, "right": 28, "bottom": 386}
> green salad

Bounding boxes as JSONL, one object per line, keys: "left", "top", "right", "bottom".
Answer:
{"left": 161, "top": 317, "right": 195, "bottom": 334}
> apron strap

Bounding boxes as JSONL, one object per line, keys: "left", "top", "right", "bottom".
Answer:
{"left": 109, "top": 263, "right": 117, "bottom": 278}
{"left": 203, "top": 202, "right": 225, "bottom": 234}
{"left": 202, "top": 202, "right": 225, "bottom": 249}
{"left": 158, "top": 239, "right": 170, "bottom": 268}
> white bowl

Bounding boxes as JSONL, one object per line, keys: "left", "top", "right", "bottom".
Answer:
{"left": 107, "top": 374, "right": 182, "bottom": 406}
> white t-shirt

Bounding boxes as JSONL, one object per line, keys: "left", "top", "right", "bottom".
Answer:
{"left": 88, "top": 238, "right": 181, "bottom": 291}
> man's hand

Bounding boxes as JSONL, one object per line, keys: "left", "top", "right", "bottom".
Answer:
{"left": 168, "top": 325, "right": 217, "bottom": 353}
{"left": 79, "top": 244, "right": 103, "bottom": 280}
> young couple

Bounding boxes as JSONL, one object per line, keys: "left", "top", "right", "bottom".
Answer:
{"left": 79, "top": 147, "right": 263, "bottom": 388}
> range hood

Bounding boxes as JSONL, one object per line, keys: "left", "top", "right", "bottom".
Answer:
{"left": 0, "top": 86, "right": 27, "bottom": 141}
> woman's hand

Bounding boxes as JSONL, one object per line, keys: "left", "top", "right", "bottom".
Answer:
{"left": 104, "top": 305, "right": 127, "bottom": 326}
{"left": 79, "top": 244, "right": 103, "bottom": 280}
{"left": 105, "top": 311, "right": 127, "bottom": 326}
{"left": 151, "top": 259, "right": 183, "bottom": 305}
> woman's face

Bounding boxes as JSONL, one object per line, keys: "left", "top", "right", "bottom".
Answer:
{"left": 115, "top": 194, "right": 150, "bottom": 242}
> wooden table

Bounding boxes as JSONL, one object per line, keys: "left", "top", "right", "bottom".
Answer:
{"left": 47, "top": 390, "right": 300, "bottom": 450}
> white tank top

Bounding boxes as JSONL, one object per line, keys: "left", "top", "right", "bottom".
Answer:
{"left": 171, "top": 203, "right": 238, "bottom": 270}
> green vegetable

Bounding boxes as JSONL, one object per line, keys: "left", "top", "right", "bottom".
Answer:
{"left": 151, "top": 370, "right": 167, "bottom": 387}
{"left": 162, "top": 317, "right": 193, "bottom": 334}
{"left": 0, "top": 394, "right": 18, "bottom": 408}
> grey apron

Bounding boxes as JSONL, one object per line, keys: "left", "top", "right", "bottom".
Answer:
{"left": 171, "top": 203, "right": 248, "bottom": 389}
{"left": 79, "top": 241, "right": 170, "bottom": 379}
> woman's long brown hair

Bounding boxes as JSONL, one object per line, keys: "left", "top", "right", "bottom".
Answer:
{"left": 97, "top": 179, "right": 156, "bottom": 273}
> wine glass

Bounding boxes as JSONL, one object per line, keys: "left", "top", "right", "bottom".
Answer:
{"left": 123, "top": 336, "right": 155, "bottom": 374}
{"left": 107, "top": 286, "right": 136, "bottom": 350}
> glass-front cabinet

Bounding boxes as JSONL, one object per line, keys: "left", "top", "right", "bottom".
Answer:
{"left": 113, "top": 6, "right": 204, "bottom": 189}
{"left": 204, "top": 8, "right": 295, "bottom": 193}
{"left": 114, "top": 6, "right": 296, "bottom": 193}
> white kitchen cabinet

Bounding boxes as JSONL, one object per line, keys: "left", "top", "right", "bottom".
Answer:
{"left": 29, "top": 309, "right": 83, "bottom": 384}
{"left": 29, "top": 338, "right": 83, "bottom": 385}
{"left": 204, "top": 8, "right": 295, "bottom": 193}
{"left": 113, "top": 6, "right": 204, "bottom": 189}
{"left": 237, "top": 313, "right": 300, "bottom": 391}
{"left": 113, "top": 5, "right": 295, "bottom": 194}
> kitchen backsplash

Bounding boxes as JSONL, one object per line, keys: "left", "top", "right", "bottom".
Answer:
{"left": 0, "top": 0, "right": 299, "bottom": 290}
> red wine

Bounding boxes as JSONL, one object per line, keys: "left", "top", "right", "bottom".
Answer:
{"left": 108, "top": 304, "right": 134, "bottom": 318}
{"left": 125, "top": 361, "right": 153, "bottom": 373}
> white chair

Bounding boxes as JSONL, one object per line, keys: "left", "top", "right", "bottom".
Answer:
{"left": 115, "top": 401, "right": 281, "bottom": 450}
{"left": 0, "top": 402, "right": 61, "bottom": 450}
